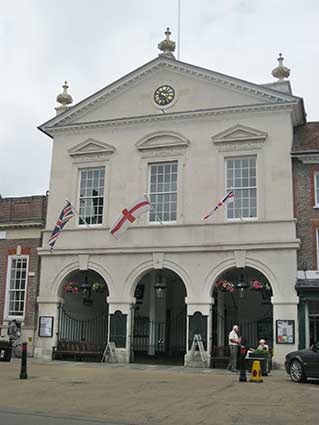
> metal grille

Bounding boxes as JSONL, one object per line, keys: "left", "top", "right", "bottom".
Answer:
{"left": 57, "top": 304, "right": 108, "bottom": 345}
{"left": 132, "top": 311, "right": 186, "bottom": 355}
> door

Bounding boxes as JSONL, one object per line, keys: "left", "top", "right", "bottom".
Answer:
{"left": 303, "top": 342, "right": 319, "bottom": 378}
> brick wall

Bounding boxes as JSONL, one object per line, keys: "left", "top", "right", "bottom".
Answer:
{"left": 0, "top": 195, "right": 47, "bottom": 224}
{"left": 293, "top": 158, "right": 319, "bottom": 269}
{"left": 0, "top": 239, "right": 41, "bottom": 327}
{"left": 0, "top": 195, "right": 47, "bottom": 331}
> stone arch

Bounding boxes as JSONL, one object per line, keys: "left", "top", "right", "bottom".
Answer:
{"left": 204, "top": 257, "right": 278, "bottom": 299}
{"left": 51, "top": 261, "right": 114, "bottom": 299}
{"left": 124, "top": 258, "right": 191, "bottom": 299}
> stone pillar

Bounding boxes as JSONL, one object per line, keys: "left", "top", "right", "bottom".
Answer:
{"left": 217, "top": 290, "right": 225, "bottom": 346}
{"left": 184, "top": 302, "right": 212, "bottom": 368}
{"left": 272, "top": 297, "right": 299, "bottom": 367}
{"left": 148, "top": 272, "right": 156, "bottom": 355}
{"left": 109, "top": 311, "right": 127, "bottom": 348}
{"left": 108, "top": 300, "right": 131, "bottom": 363}
{"left": 34, "top": 296, "right": 63, "bottom": 360}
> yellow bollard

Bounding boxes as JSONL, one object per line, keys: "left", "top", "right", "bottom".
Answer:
{"left": 249, "top": 360, "right": 263, "bottom": 383}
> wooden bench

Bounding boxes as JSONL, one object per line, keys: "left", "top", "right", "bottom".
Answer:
{"left": 52, "top": 341, "right": 103, "bottom": 362}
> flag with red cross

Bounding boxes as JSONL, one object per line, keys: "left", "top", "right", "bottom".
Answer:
{"left": 109, "top": 196, "right": 152, "bottom": 239}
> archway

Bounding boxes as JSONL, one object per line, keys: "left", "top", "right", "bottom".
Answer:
{"left": 132, "top": 268, "right": 187, "bottom": 365}
{"left": 57, "top": 269, "right": 109, "bottom": 351}
{"left": 211, "top": 266, "right": 273, "bottom": 367}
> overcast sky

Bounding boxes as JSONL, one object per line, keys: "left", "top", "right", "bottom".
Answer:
{"left": 1, "top": 0, "right": 318, "bottom": 197}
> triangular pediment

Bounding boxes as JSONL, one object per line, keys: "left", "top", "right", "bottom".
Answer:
{"left": 136, "top": 131, "right": 189, "bottom": 151}
{"left": 68, "top": 139, "right": 116, "bottom": 157}
{"left": 211, "top": 125, "right": 268, "bottom": 144}
{"left": 39, "top": 56, "right": 303, "bottom": 135}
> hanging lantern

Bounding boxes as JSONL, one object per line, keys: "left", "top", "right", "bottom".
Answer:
{"left": 236, "top": 274, "right": 249, "bottom": 298}
{"left": 154, "top": 272, "right": 166, "bottom": 298}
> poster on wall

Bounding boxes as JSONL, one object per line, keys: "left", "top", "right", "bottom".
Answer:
{"left": 38, "top": 316, "right": 54, "bottom": 337}
{"left": 276, "top": 320, "right": 294, "bottom": 344}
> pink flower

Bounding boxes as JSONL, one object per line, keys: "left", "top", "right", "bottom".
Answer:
{"left": 251, "top": 280, "right": 263, "bottom": 289}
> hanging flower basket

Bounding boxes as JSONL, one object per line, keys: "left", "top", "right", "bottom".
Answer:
{"left": 250, "top": 280, "right": 271, "bottom": 291}
{"left": 92, "top": 282, "right": 106, "bottom": 293}
{"left": 216, "top": 280, "right": 235, "bottom": 293}
{"left": 63, "top": 281, "right": 80, "bottom": 294}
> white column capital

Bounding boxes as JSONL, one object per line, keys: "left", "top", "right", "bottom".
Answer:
{"left": 108, "top": 299, "right": 134, "bottom": 315}
{"left": 271, "top": 297, "right": 299, "bottom": 305}
{"left": 186, "top": 301, "right": 213, "bottom": 316}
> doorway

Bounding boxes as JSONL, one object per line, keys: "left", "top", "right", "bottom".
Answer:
{"left": 132, "top": 268, "right": 187, "bottom": 365}
{"left": 211, "top": 267, "right": 273, "bottom": 367}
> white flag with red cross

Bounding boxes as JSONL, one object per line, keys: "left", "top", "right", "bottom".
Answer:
{"left": 109, "top": 196, "right": 152, "bottom": 239}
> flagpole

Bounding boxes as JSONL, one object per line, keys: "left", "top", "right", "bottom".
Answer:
{"left": 177, "top": 0, "right": 181, "bottom": 60}
{"left": 144, "top": 194, "right": 164, "bottom": 225}
{"left": 66, "top": 200, "right": 90, "bottom": 227}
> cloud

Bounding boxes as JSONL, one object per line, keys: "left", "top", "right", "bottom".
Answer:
{"left": 0, "top": 0, "right": 318, "bottom": 196}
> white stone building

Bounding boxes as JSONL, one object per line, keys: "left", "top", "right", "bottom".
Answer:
{"left": 35, "top": 30, "right": 304, "bottom": 366}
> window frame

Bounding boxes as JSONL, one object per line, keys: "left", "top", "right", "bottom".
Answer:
{"left": 314, "top": 173, "right": 319, "bottom": 208}
{"left": 225, "top": 155, "right": 257, "bottom": 221}
{"left": 4, "top": 255, "right": 29, "bottom": 320}
{"left": 147, "top": 161, "right": 178, "bottom": 224}
{"left": 77, "top": 166, "right": 106, "bottom": 227}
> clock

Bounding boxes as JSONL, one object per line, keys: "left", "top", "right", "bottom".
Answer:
{"left": 154, "top": 85, "right": 175, "bottom": 106}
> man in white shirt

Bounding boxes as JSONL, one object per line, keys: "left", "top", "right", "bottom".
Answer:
{"left": 227, "top": 324, "right": 240, "bottom": 372}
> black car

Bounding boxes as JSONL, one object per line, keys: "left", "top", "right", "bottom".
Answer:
{"left": 285, "top": 341, "right": 319, "bottom": 382}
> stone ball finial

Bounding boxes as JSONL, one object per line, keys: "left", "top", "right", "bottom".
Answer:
{"left": 158, "top": 27, "right": 176, "bottom": 59}
{"left": 56, "top": 81, "right": 73, "bottom": 107}
{"left": 272, "top": 53, "right": 290, "bottom": 80}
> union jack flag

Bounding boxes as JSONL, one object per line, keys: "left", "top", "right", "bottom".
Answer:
{"left": 48, "top": 202, "right": 75, "bottom": 249}
{"left": 202, "top": 190, "right": 235, "bottom": 221}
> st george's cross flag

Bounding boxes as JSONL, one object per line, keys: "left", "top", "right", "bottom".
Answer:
{"left": 110, "top": 196, "right": 152, "bottom": 239}
{"left": 48, "top": 201, "right": 75, "bottom": 249}
{"left": 201, "top": 190, "right": 235, "bottom": 221}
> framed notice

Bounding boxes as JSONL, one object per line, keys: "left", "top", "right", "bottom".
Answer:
{"left": 38, "top": 316, "right": 54, "bottom": 337}
{"left": 276, "top": 320, "right": 295, "bottom": 344}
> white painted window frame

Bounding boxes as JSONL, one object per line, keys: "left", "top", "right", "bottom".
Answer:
{"left": 147, "top": 161, "right": 178, "bottom": 224}
{"left": 4, "top": 255, "right": 29, "bottom": 320}
{"left": 77, "top": 165, "right": 106, "bottom": 227}
{"left": 225, "top": 155, "right": 257, "bottom": 220}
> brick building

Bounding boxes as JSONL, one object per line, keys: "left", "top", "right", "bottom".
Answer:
{"left": 0, "top": 195, "right": 47, "bottom": 354}
{"left": 292, "top": 122, "right": 319, "bottom": 348}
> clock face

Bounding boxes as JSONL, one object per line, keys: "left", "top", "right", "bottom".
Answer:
{"left": 154, "top": 85, "right": 175, "bottom": 106}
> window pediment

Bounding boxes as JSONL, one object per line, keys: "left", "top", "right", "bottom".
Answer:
{"left": 68, "top": 138, "right": 116, "bottom": 159}
{"left": 211, "top": 125, "right": 267, "bottom": 152}
{"left": 136, "top": 131, "right": 190, "bottom": 152}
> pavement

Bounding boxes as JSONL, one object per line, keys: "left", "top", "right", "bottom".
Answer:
{"left": 0, "top": 359, "right": 318, "bottom": 425}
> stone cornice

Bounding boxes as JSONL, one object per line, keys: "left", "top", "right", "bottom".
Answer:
{"left": 291, "top": 152, "right": 319, "bottom": 163}
{"left": 37, "top": 240, "right": 300, "bottom": 257}
{"left": 42, "top": 217, "right": 297, "bottom": 234}
{"left": 0, "top": 222, "right": 44, "bottom": 229}
{"left": 39, "top": 57, "right": 300, "bottom": 133}
{"left": 43, "top": 102, "right": 297, "bottom": 136}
